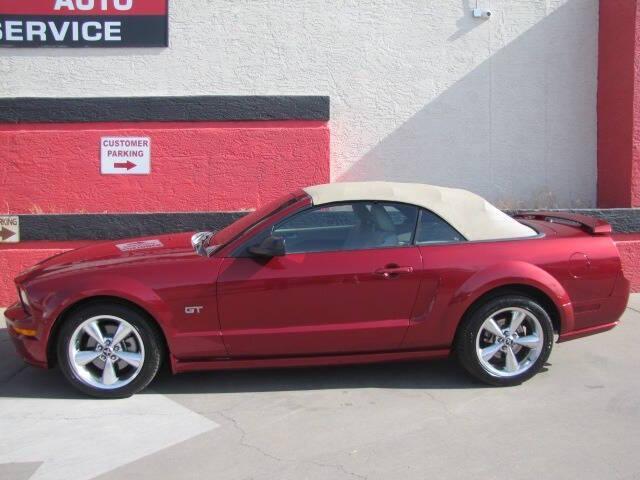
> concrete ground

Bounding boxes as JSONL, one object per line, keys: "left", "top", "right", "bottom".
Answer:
{"left": 1, "top": 297, "right": 639, "bottom": 480}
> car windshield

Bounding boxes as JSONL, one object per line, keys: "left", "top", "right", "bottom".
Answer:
{"left": 208, "top": 192, "right": 304, "bottom": 251}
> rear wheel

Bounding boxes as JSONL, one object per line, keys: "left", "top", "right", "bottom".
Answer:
{"left": 455, "top": 295, "right": 554, "bottom": 386}
{"left": 57, "top": 302, "right": 163, "bottom": 398}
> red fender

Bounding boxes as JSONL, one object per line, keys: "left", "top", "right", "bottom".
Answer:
{"left": 448, "top": 261, "right": 575, "bottom": 335}
{"left": 33, "top": 272, "right": 176, "bottom": 357}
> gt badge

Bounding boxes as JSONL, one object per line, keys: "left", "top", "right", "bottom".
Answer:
{"left": 185, "top": 306, "right": 204, "bottom": 314}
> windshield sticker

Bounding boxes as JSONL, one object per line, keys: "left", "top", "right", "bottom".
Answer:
{"left": 116, "top": 239, "right": 164, "bottom": 252}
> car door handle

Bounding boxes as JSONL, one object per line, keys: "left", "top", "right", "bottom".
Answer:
{"left": 374, "top": 266, "right": 414, "bottom": 278}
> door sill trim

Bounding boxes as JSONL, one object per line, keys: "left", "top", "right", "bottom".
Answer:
{"left": 170, "top": 348, "right": 450, "bottom": 374}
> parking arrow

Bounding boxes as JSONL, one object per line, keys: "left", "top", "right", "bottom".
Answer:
{"left": 0, "top": 227, "right": 15, "bottom": 241}
{"left": 114, "top": 160, "right": 137, "bottom": 170}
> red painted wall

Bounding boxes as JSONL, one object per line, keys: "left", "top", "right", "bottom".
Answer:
{"left": 634, "top": 1, "right": 640, "bottom": 207}
{"left": 0, "top": 121, "right": 329, "bottom": 214}
{"left": 597, "top": 0, "right": 637, "bottom": 207}
{"left": 616, "top": 234, "right": 640, "bottom": 293}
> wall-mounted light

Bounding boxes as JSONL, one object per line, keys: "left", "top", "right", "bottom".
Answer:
{"left": 472, "top": 1, "right": 492, "bottom": 19}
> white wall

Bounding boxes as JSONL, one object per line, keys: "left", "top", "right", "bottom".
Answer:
{"left": 0, "top": 0, "right": 598, "bottom": 208}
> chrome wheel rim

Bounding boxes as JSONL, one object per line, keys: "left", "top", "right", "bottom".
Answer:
{"left": 475, "top": 307, "right": 544, "bottom": 378}
{"left": 68, "top": 315, "right": 145, "bottom": 390}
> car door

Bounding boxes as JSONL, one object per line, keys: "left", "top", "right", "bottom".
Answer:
{"left": 216, "top": 201, "right": 424, "bottom": 357}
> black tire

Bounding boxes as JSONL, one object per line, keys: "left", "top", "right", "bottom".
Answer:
{"left": 57, "top": 302, "right": 164, "bottom": 398}
{"left": 455, "top": 294, "right": 554, "bottom": 386}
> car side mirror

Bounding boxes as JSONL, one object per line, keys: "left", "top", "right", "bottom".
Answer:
{"left": 248, "top": 235, "right": 286, "bottom": 258}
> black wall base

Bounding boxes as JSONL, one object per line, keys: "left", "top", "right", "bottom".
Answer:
{"left": 14, "top": 208, "right": 640, "bottom": 242}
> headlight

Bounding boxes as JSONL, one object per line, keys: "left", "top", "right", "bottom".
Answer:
{"left": 18, "top": 288, "right": 31, "bottom": 312}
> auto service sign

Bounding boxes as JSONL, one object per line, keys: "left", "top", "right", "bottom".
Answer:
{"left": 0, "top": 0, "right": 168, "bottom": 47}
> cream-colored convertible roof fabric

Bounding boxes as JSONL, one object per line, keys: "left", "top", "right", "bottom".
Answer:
{"left": 303, "top": 182, "right": 536, "bottom": 241}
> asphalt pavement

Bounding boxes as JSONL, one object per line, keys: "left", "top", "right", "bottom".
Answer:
{"left": 1, "top": 296, "right": 639, "bottom": 480}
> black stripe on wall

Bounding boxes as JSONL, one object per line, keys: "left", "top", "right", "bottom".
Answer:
{"left": 16, "top": 208, "right": 640, "bottom": 242}
{"left": 0, "top": 96, "right": 330, "bottom": 123}
{"left": 19, "top": 212, "right": 248, "bottom": 241}
{"left": 510, "top": 209, "right": 640, "bottom": 234}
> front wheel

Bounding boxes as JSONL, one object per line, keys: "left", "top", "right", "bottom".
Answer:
{"left": 57, "top": 302, "right": 164, "bottom": 398}
{"left": 455, "top": 295, "right": 554, "bottom": 386}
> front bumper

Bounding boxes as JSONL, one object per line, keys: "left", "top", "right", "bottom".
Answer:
{"left": 4, "top": 302, "right": 49, "bottom": 369}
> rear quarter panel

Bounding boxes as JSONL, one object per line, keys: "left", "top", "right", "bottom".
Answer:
{"left": 402, "top": 220, "right": 625, "bottom": 349}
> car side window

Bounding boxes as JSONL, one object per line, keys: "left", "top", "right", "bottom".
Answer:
{"left": 415, "top": 209, "right": 465, "bottom": 244}
{"left": 272, "top": 202, "right": 418, "bottom": 254}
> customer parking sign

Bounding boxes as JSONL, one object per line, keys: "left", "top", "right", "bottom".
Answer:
{"left": 100, "top": 137, "right": 151, "bottom": 175}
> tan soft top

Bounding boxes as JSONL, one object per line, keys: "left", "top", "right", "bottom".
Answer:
{"left": 303, "top": 182, "right": 536, "bottom": 241}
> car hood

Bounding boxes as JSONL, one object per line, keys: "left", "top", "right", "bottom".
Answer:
{"left": 17, "top": 232, "right": 198, "bottom": 282}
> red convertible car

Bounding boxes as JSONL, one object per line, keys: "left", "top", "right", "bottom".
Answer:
{"left": 5, "top": 182, "right": 630, "bottom": 397}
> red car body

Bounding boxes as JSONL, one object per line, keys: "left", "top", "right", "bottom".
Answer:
{"left": 5, "top": 191, "right": 630, "bottom": 375}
